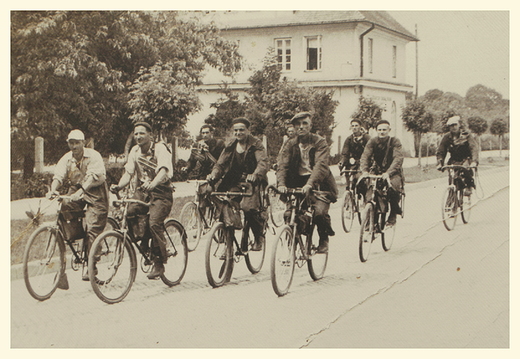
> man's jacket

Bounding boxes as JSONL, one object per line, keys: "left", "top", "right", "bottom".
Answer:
{"left": 185, "top": 137, "right": 225, "bottom": 178}
{"left": 210, "top": 134, "right": 269, "bottom": 188}
{"left": 436, "top": 130, "right": 479, "bottom": 166}
{"left": 340, "top": 133, "right": 371, "bottom": 170}
{"left": 277, "top": 133, "right": 338, "bottom": 202}
{"left": 360, "top": 136, "right": 404, "bottom": 192}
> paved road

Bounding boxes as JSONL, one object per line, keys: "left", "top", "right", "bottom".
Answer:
{"left": 11, "top": 166, "right": 509, "bottom": 348}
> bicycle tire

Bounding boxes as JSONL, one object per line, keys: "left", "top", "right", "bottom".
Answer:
{"left": 341, "top": 190, "right": 355, "bottom": 233}
{"left": 244, "top": 224, "right": 266, "bottom": 274}
{"left": 268, "top": 189, "right": 286, "bottom": 228}
{"left": 381, "top": 213, "right": 396, "bottom": 252}
{"left": 441, "top": 187, "right": 458, "bottom": 231}
{"left": 461, "top": 191, "right": 471, "bottom": 224}
{"left": 88, "top": 230, "right": 137, "bottom": 304}
{"left": 23, "top": 225, "right": 66, "bottom": 301}
{"left": 270, "top": 225, "right": 296, "bottom": 296}
{"left": 160, "top": 219, "right": 188, "bottom": 287}
{"left": 359, "top": 203, "right": 375, "bottom": 262}
{"left": 306, "top": 225, "right": 328, "bottom": 280}
{"left": 179, "top": 201, "right": 201, "bottom": 252}
{"left": 205, "top": 222, "right": 233, "bottom": 288}
{"left": 105, "top": 217, "right": 120, "bottom": 231}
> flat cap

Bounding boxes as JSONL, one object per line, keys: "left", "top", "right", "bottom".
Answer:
{"left": 232, "top": 117, "right": 251, "bottom": 128}
{"left": 290, "top": 112, "right": 312, "bottom": 124}
{"left": 66, "top": 129, "right": 85, "bottom": 141}
{"left": 446, "top": 116, "right": 461, "bottom": 126}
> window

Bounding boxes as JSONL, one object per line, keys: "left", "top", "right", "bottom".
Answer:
{"left": 306, "top": 36, "right": 322, "bottom": 71}
{"left": 368, "top": 38, "right": 373, "bottom": 74}
{"left": 392, "top": 45, "right": 397, "bottom": 78}
{"left": 275, "top": 38, "right": 292, "bottom": 71}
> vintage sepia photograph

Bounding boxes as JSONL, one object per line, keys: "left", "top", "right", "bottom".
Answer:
{"left": 9, "top": 6, "right": 511, "bottom": 351}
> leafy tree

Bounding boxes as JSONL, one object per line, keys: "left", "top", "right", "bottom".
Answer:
{"left": 467, "top": 116, "right": 488, "bottom": 150}
{"left": 401, "top": 99, "right": 434, "bottom": 165}
{"left": 351, "top": 96, "right": 383, "bottom": 130}
{"left": 490, "top": 118, "right": 509, "bottom": 157}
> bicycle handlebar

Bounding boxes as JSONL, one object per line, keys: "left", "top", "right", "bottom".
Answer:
{"left": 441, "top": 165, "right": 477, "bottom": 170}
{"left": 113, "top": 198, "right": 150, "bottom": 207}
{"left": 340, "top": 169, "right": 361, "bottom": 175}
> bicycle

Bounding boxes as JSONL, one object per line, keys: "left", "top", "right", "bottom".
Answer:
{"left": 204, "top": 182, "right": 268, "bottom": 288}
{"left": 88, "top": 189, "right": 188, "bottom": 304}
{"left": 440, "top": 165, "right": 477, "bottom": 231}
{"left": 268, "top": 186, "right": 329, "bottom": 297}
{"left": 340, "top": 169, "right": 364, "bottom": 233}
{"left": 22, "top": 195, "right": 118, "bottom": 301}
{"left": 358, "top": 175, "right": 404, "bottom": 262}
{"left": 179, "top": 180, "right": 216, "bottom": 252}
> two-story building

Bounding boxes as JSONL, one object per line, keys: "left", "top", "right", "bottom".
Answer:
{"left": 189, "top": 10, "right": 419, "bottom": 155}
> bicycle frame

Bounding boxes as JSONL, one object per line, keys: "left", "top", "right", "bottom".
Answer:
{"left": 363, "top": 175, "right": 390, "bottom": 232}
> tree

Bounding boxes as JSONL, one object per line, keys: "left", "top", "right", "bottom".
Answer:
{"left": 467, "top": 116, "right": 488, "bottom": 150}
{"left": 351, "top": 96, "right": 383, "bottom": 130}
{"left": 401, "top": 99, "right": 434, "bottom": 166}
{"left": 490, "top": 118, "right": 509, "bottom": 157}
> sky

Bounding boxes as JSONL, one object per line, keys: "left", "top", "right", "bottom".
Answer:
{"left": 389, "top": 11, "right": 509, "bottom": 99}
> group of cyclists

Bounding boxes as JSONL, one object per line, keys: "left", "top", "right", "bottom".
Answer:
{"left": 47, "top": 111, "right": 479, "bottom": 285}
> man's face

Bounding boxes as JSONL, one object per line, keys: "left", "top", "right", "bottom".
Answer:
{"left": 295, "top": 117, "right": 312, "bottom": 137}
{"left": 448, "top": 123, "right": 459, "bottom": 134}
{"left": 376, "top": 123, "right": 391, "bottom": 138}
{"left": 200, "top": 127, "right": 212, "bottom": 141}
{"left": 286, "top": 126, "right": 295, "bottom": 138}
{"left": 233, "top": 123, "right": 249, "bottom": 142}
{"left": 67, "top": 139, "right": 85, "bottom": 156}
{"left": 351, "top": 121, "right": 362, "bottom": 135}
{"left": 134, "top": 125, "right": 152, "bottom": 147}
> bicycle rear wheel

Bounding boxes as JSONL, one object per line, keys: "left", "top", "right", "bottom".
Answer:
{"left": 441, "top": 187, "right": 458, "bottom": 231}
{"left": 359, "top": 203, "right": 375, "bottom": 263}
{"left": 306, "top": 225, "right": 328, "bottom": 280}
{"left": 205, "top": 222, "right": 233, "bottom": 288}
{"left": 270, "top": 225, "right": 296, "bottom": 296}
{"left": 461, "top": 191, "right": 471, "bottom": 224}
{"left": 179, "top": 201, "right": 201, "bottom": 252}
{"left": 161, "top": 219, "right": 188, "bottom": 287}
{"left": 244, "top": 224, "right": 266, "bottom": 274}
{"left": 23, "top": 225, "right": 66, "bottom": 301}
{"left": 88, "top": 231, "right": 137, "bottom": 304}
{"left": 341, "top": 190, "right": 355, "bottom": 233}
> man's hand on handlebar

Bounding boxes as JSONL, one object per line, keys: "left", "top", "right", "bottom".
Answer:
{"left": 110, "top": 184, "right": 121, "bottom": 194}
{"left": 46, "top": 190, "right": 59, "bottom": 200}
{"left": 381, "top": 173, "right": 390, "bottom": 184}
{"left": 246, "top": 174, "right": 257, "bottom": 183}
{"left": 302, "top": 184, "right": 313, "bottom": 196}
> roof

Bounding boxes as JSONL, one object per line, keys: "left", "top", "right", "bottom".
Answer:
{"left": 198, "top": 10, "right": 418, "bottom": 41}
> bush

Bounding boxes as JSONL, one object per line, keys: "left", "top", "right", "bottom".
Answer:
{"left": 11, "top": 172, "right": 54, "bottom": 201}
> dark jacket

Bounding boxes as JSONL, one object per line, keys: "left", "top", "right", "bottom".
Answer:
{"left": 185, "top": 137, "right": 225, "bottom": 179}
{"left": 340, "top": 133, "right": 371, "bottom": 170}
{"left": 277, "top": 133, "right": 338, "bottom": 202}
{"left": 210, "top": 134, "right": 269, "bottom": 189}
{"left": 436, "top": 130, "right": 479, "bottom": 166}
{"left": 361, "top": 136, "right": 404, "bottom": 192}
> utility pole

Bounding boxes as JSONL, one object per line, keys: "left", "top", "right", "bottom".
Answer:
{"left": 415, "top": 24, "right": 419, "bottom": 99}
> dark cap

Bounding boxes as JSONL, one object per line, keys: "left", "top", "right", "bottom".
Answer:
{"left": 232, "top": 117, "right": 251, "bottom": 128}
{"left": 290, "top": 111, "right": 312, "bottom": 125}
{"left": 375, "top": 119, "right": 390, "bottom": 128}
{"left": 134, "top": 121, "right": 153, "bottom": 132}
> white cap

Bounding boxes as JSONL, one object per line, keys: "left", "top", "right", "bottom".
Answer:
{"left": 67, "top": 129, "right": 85, "bottom": 141}
{"left": 446, "top": 116, "right": 460, "bottom": 126}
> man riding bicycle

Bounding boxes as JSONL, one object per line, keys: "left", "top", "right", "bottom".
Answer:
{"left": 47, "top": 129, "right": 109, "bottom": 281}
{"left": 111, "top": 121, "right": 174, "bottom": 279}
{"left": 436, "top": 116, "right": 479, "bottom": 195}
{"left": 206, "top": 117, "right": 269, "bottom": 251}
{"left": 359, "top": 119, "right": 404, "bottom": 227}
{"left": 276, "top": 112, "right": 338, "bottom": 253}
{"left": 339, "top": 119, "right": 371, "bottom": 189}
{"left": 182, "top": 124, "right": 225, "bottom": 180}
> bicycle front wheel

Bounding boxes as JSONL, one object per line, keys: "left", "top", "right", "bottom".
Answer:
{"left": 179, "top": 201, "right": 201, "bottom": 251}
{"left": 205, "top": 222, "right": 233, "bottom": 288}
{"left": 359, "top": 203, "right": 375, "bottom": 263}
{"left": 161, "top": 219, "right": 188, "bottom": 287}
{"left": 23, "top": 225, "right": 66, "bottom": 301}
{"left": 461, "top": 191, "right": 471, "bottom": 224}
{"left": 307, "top": 225, "right": 328, "bottom": 280}
{"left": 244, "top": 225, "right": 266, "bottom": 274}
{"left": 441, "top": 187, "right": 458, "bottom": 231}
{"left": 89, "top": 231, "right": 137, "bottom": 304}
{"left": 268, "top": 189, "right": 286, "bottom": 228}
{"left": 341, "top": 190, "right": 355, "bottom": 233}
{"left": 270, "top": 225, "right": 296, "bottom": 296}
{"left": 381, "top": 213, "right": 396, "bottom": 252}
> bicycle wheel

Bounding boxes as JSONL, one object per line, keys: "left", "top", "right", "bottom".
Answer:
{"left": 441, "top": 187, "right": 458, "bottom": 231}
{"left": 359, "top": 203, "right": 375, "bottom": 263}
{"left": 88, "top": 231, "right": 137, "bottom": 304}
{"left": 105, "top": 217, "right": 120, "bottom": 231}
{"left": 23, "top": 225, "right": 66, "bottom": 301}
{"left": 306, "top": 225, "right": 328, "bottom": 280}
{"left": 381, "top": 213, "right": 396, "bottom": 252}
{"left": 179, "top": 201, "right": 201, "bottom": 252}
{"left": 268, "top": 189, "right": 286, "bottom": 228}
{"left": 461, "top": 190, "right": 471, "bottom": 224}
{"left": 270, "top": 225, "right": 296, "bottom": 296}
{"left": 161, "top": 219, "right": 188, "bottom": 287}
{"left": 341, "top": 190, "right": 355, "bottom": 233}
{"left": 205, "top": 222, "right": 233, "bottom": 288}
{"left": 244, "top": 223, "right": 266, "bottom": 274}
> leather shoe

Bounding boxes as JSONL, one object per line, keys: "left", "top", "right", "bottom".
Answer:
{"left": 317, "top": 238, "right": 329, "bottom": 253}
{"left": 386, "top": 213, "right": 397, "bottom": 227}
{"left": 147, "top": 261, "right": 164, "bottom": 280}
{"left": 251, "top": 236, "right": 264, "bottom": 251}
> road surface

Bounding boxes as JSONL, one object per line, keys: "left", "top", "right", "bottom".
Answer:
{"left": 11, "top": 166, "right": 509, "bottom": 349}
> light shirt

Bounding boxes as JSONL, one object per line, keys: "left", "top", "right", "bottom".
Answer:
{"left": 298, "top": 142, "right": 312, "bottom": 176}
{"left": 53, "top": 148, "right": 106, "bottom": 187}
{"left": 125, "top": 141, "right": 173, "bottom": 183}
